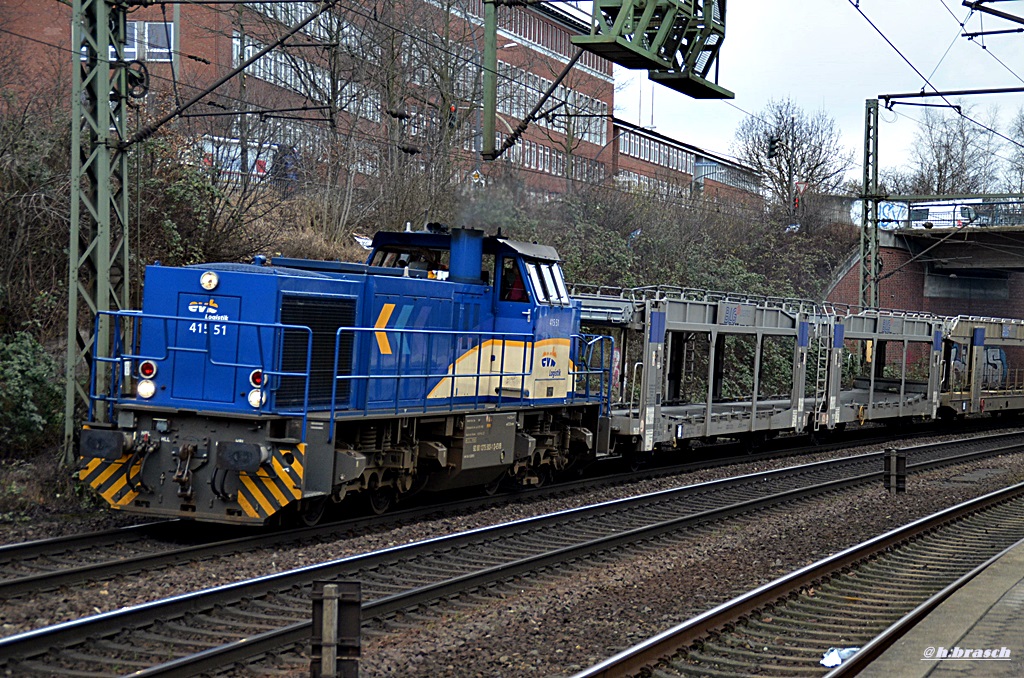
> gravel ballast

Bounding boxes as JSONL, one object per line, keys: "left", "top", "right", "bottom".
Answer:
{"left": 1, "top": 430, "right": 1023, "bottom": 677}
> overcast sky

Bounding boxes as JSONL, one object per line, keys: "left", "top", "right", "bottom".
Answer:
{"left": 606, "top": 0, "right": 1024, "bottom": 177}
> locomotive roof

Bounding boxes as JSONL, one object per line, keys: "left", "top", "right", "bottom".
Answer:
{"left": 370, "top": 230, "right": 560, "bottom": 262}
{"left": 185, "top": 262, "right": 334, "bottom": 278}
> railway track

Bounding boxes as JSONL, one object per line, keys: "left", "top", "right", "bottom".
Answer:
{"left": 1, "top": 424, "right": 989, "bottom": 602}
{"left": 575, "top": 481, "right": 1024, "bottom": 678}
{"left": 1, "top": 432, "right": 1021, "bottom": 676}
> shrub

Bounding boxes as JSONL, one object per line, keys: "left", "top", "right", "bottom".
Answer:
{"left": 0, "top": 332, "right": 63, "bottom": 457}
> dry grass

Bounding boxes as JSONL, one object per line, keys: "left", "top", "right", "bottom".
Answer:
{"left": 0, "top": 451, "right": 102, "bottom": 525}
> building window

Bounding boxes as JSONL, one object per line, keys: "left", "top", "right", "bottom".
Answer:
{"left": 145, "top": 22, "right": 174, "bottom": 61}
{"left": 115, "top": 21, "right": 137, "bottom": 60}
{"left": 85, "top": 20, "right": 139, "bottom": 61}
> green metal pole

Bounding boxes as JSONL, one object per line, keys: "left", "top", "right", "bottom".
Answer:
{"left": 481, "top": 0, "right": 497, "bottom": 159}
{"left": 860, "top": 99, "right": 880, "bottom": 309}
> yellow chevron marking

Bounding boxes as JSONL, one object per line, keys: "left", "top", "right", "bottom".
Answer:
{"left": 236, "top": 491, "right": 260, "bottom": 518}
{"left": 101, "top": 474, "right": 128, "bottom": 504}
{"left": 81, "top": 458, "right": 103, "bottom": 478}
{"left": 374, "top": 303, "right": 396, "bottom": 355}
{"left": 91, "top": 460, "right": 124, "bottom": 489}
{"left": 240, "top": 474, "right": 274, "bottom": 515}
{"left": 258, "top": 473, "right": 289, "bottom": 507}
{"left": 291, "top": 447, "right": 305, "bottom": 479}
{"left": 272, "top": 456, "right": 302, "bottom": 499}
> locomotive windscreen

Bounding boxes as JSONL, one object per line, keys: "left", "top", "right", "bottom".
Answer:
{"left": 278, "top": 295, "right": 356, "bottom": 408}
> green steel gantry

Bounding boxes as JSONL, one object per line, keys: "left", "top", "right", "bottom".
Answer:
{"left": 573, "top": 0, "right": 732, "bottom": 99}
{"left": 65, "top": 0, "right": 130, "bottom": 460}
{"left": 482, "top": 0, "right": 731, "bottom": 158}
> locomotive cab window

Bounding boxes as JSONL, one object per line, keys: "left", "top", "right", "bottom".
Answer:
{"left": 500, "top": 257, "right": 530, "bottom": 302}
{"left": 525, "top": 261, "right": 570, "bottom": 306}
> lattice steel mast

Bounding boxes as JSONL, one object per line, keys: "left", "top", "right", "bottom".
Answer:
{"left": 66, "top": 0, "right": 131, "bottom": 460}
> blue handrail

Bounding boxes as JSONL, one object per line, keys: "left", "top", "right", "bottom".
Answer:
{"left": 88, "top": 311, "right": 615, "bottom": 446}
{"left": 89, "top": 310, "right": 316, "bottom": 440}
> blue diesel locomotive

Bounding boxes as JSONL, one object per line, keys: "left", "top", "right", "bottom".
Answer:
{"left": 79, "top": 226, "right": 613, "bottom": 524}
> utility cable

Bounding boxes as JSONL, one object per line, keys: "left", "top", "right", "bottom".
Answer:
{"left": 849, "top": 0, "right": 1024, "bottom": 153}
{"left": 926, "top": 7, "right": 973, "bottom": 83}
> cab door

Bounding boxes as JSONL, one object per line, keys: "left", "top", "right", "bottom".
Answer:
{"left": 493, "top": 256, "right": 534, "bottom": 399}
{"left": 493, "top": 256, "right": 576, "bottom": 401}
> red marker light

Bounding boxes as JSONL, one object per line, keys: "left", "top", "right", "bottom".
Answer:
{"left": 139, "top": 360, "right": 157, "bottom": 379}
{"left": 249, "top": 369, "right": 263, "bottom": 387}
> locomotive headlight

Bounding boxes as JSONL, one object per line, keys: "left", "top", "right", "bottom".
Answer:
{"left": 199, "top": 270, "right": 219, "bottom": 291}
{"left": 137, "top": 379, "right": 157, "bottom": 399}
{"left": 247, "top": 389, "right": 266, "bottom": 408}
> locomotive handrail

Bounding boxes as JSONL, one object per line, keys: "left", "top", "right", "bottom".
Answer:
{"left": 575, "top": 282, "right": 977, "bottom": 328}
{"left": 828, "top": 302, "right": 948, "bottom": 322}
{"left": 573, "top": 333, "right": 615, "bottom": 416}
{"left": 321, "top": 326, "right": 613, "bottom": 439}
{"left": 571, "top": 283, "right": 824, "bottom": 315}
{"left": 91, "top": 311, "right": 614, "bottom": 449}
{"left": 327, "top": 326, "right": 531, "bottom": 432}
{"left": 629, "top": 360, "right": 644, "bottom": 416}
{"left": 955, "top": 314, "right": 1024, "bottom": 324}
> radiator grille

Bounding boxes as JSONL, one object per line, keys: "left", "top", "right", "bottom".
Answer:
{"left": 278, "top": 296, "right": 356, "bottom": 408}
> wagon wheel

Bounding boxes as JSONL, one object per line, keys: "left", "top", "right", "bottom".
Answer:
{"left": 534, "top": 466, "right": 552, "bottom": 488}
{"left": 743, "top": 432, "right": 767, "bottom": 455}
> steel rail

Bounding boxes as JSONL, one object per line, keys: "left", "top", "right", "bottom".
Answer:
{"left": 127, "top": 442, "right": 1024, "bottom": 677}
{"left": 2, "top": 424, "right": 988, "bottom": 600}
{"left": 109, "top": 467, "right": 894, "bottom": 677}
{"left": 2, "top": 437, "right": 1019, "bottom": 675}
{"left": 0, "top": 520, "right": 176, "bottom": 561}
{"left": 573, "top": 481, "right": 1024, "bottom": 678}
{"left": 826, "top": 537, "right": 1024, "bottom": 676}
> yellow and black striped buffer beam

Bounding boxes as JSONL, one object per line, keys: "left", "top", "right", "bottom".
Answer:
{"left": 78, "top": 455, "right": 140, "bottom": 510}
{"left": 235, "top": 444, "right": 305, "bottom": 520}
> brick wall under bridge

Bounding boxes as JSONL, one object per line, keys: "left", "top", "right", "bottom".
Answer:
{"left": 826, "top": 237, "right": 1024, "bottom": 384}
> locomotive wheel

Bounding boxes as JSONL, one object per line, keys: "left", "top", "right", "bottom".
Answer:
{"left": 482, "top": 475, "right": 504, "bottom": 496}
{"left": 534, "top": 467, "right": 552, "bottom": 487}
{"left": 299, "top": 497, "right": 328, "bottom": 526}
{"left": 367, "top": 487, "right": 393, "bottom": 515}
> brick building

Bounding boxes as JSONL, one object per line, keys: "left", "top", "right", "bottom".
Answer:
{"left": 0, "top": 0, "right": 759, "bottom": 202}
{"left": 610, "top": 118, "right": 759, "bottom": 206}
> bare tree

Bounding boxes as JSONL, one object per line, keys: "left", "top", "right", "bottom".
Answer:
{"left": 898, "top": 102, "right": 1002, "bottom": 195}
{"left": 1005, "top": 106, "right": 1024, "bottom": 193}
{"left": 733, "top": 98, "right": 853, "bottom": 207}
{"left": 0, "top": 7, "right": 73, "bottom": 338}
